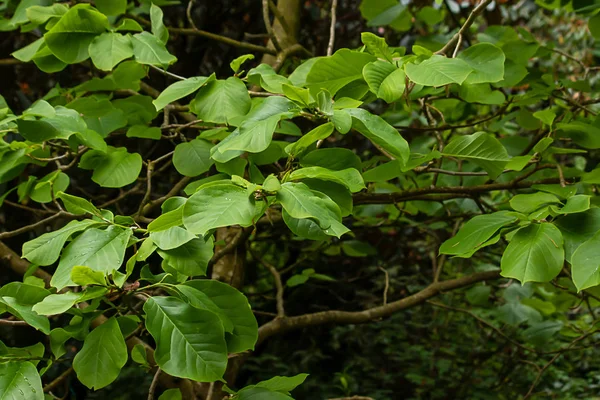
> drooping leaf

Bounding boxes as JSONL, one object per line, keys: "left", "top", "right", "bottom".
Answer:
{"left": 439, "top": 211, "right": 519, "bottom": 256}
{"left": 0, "top": 362, "right": 44, "bottom": 400}
{"left": 51, "top": 226, "right": 132, "bottom": 289}
{"left": 150, "top": 4, "right": 169, "bottom": 44}
{"left": 405, "top": 55, "right": 473, "bottom": 86}
{"left": 158, "top": 237, "right": 214, "bottom": 276}
{"left": 73, "top": 317, "right": 128, "bottom": 390}
{"left": 143, "top": 296, "right": 228, "bottom": 382}
{"left": 442, "top": 132, "right": 510, "bottom": 178}
{"left": 153, "top": 75, "right": 215, "bottom": 111}
{"left": 183, "top": 183, "right": 258, "bottom": 236}
{"left": 183, "top": 280, "right": 258, "bottom": 352}
{"left": 131, "top": 31, "right": 177, "bottom": 67}
{"left": 500, "top": 223, "right": 564, "bottom": 283}
{"left": 44, "top": 4, "right": 109, "bottom": 64}
{"left": 79, "top": 146, "right": 143, "bottom": 188}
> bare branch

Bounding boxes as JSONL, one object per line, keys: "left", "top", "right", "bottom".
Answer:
{"left": 435, "top": 0, "right": 493, "bottom": 56}
{"left": 327, "top": 0, "right": 338, "bottom": 56}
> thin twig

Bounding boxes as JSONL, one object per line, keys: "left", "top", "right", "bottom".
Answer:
{"left": 209, "top": 227, "right": 253, "bottom": 267}
{"left": 250, "top": 250, "right": 285, "bottom": 318}
{"left": 186, "top": 0, "right": 198, "bottom": 30}
{"left": 262, "top": 0, "right": 282, "bottom": 52}
{"left": 378, "top": 267, "right": 389, "bottom": 306}
{"left": 0, "top": 319, "right": 28, "bottom": 327}
{"left": 137, "top": 162, "right": 155, "bottom": 216}
{"left": 435, "top": 0, "right": 493, "bottom": 55}
{"left": 148, "top": 368, "right": 161, "bottom": 400}
{"left": 327, "top": 0, "right": 338, "bottom": 56}
{"left": 43, "top": 367, "right": 74, "bottom": 393}
{"left": 0, "top": 211, "right": 73, "bottom": 240}
{"left": 149, "top": 64, "right": 186, "bottom": 81}
{"left": 206, "top": 381, "right": 215, "bottom": 400}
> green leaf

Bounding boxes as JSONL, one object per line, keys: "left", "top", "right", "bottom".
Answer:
{"left": 255, "top": 374, "right": 309, "bottom": 393}
{"left": 183, "top": 183, "right": 258, "bottom": 236}
{"left": 71, "top": 266, "right": 107, "bottom": 286}
{"left": 153, "top": 75, "right": 215, "bottom": 111}
{"left": 150, "top": 227, "right": 197, "bottom": 251}
{"left": 96, "top": 0, "right": 127, "bottom": 16}
{"left": 247, "top": 64, "right": 291, "bottom": 94}
{"left": 66, "top": 97, "right": 127, "bottom": 137}
{"left": 236, "top": 387, "right": 293, "bottom": 400}
{"left": 457, "top": 43, "right": 505, "bottom": 84}
{"left": 150, "top": 4, "right": 169, "bottom": 44}
{"left": 22, "top": 219, "right": 100, "bottom": 266}
{"left": 73, "top": 317, "right": 128, "bottom": 389}
{"left": 131, "top": 343, "right": 150, "bottom": 366}
{"left": 26, "top": 4, "right": 68, "bottom": 25}
{"left": 12, "top": 37, "right": 45, "bottom": 62}
{"left": 439, "top": 211, "right": 519, "bottom": 256}
{"left": 159, "top": 389, "right": 183, "bottom": 400}
{"left": 0, "top": 282, "right": 49, "bottom": 305}
{"left": 23, "top": 99, "right": 55, "bottom": 118}
{"left": 51, "top": 226, "right": 132, "bottom": 289}
{"left": 131, "top": 31, "right": 177, "bottom": 67}
{"left": 17, "top": 106, "right": 87, "bottom": 142}
{"left": 555, "top": 209, "right": 600, "bottom": 262}
{"left": 0, "top": 297, "right": 50, "bottom": 334}
{"left": 277, "top": 182, "right": 347, "bottom": 236}
{"left": 0, "top": 362, "right": 43, "bottom": 400}
{"left": 361, "top": 0, "right": 410, "bottom": 30}
{"left": 552, "top": 195, "right": 590, "bottom": 214}
{"left": 190, "top": 78, "right": 251, "bottom": 124}
{"left": 143, "top": 296, "right": 228, "bottom": 382}
{"left": 88, "top": 32, "right": 133, "bottom": 71}
{"left": 149, "top": 206, "right": 185, "bottom": 232}
{"left": 31, "top": 292, "right": 81, "bottom": 316}
{"left": 510, "top": 192, "right": 561, "bottom": 214}
{"left": 285, "top": 123, "right": 334, "bottom": 157}
{"left": 500, "top": 223, "right": 564, "bottom": 283}
{"left": 126, "top": 125, "right": 162, "bottom": 139}
{"left": 173, "top": 138, "right": 214, "bottom": 177}
{"left": 405, "top": 55, "right": 473, "bottom": 86}
{"left": 44, "top": 4, "right": 109, "bottom": 63}
{"left": 533, "top": 109, "right": 556, "bottom": 126}
{"left": 79, "top": 146, "right": 142, "bottom": 188}
{"left": 571, "top": 231, "right": 600, "bottom": 291}
{"left": 183, "top": 280, "right": 258, "bottom": 353}
{"left": 363, "top": 61, "right": 406, "bottom": 103}
{"left": 305, "top": 49, "right": 376, "bottom": 96}
{"left": 288, "top": 166, "right": 365, "bottom": 193}
{"left": 174, "top": 285, "right": 234, "bottom": 333}
{"left": 29, "top": 171, "right": 70, "bottom": 204}
{"left": 346, "top": 108, "right": 409, "bottom": 164}
{"left": 56, "top": 192, "right": 102, "bottom": 217}
{"left": 442, "top": 132, "right": 510, "bottom": 178}
{"left": 300, "top": 148, "right": 362, "bottom": 171}
{"left": 361, "top": 32, "right": 397, "bottom": 62}
{"left": 230, "top": 54, "right": 255, "bottom": 73}
{"left": 557, "top": 121, "right": 600, "bottom": 149}
{"left": 158, "top": 237, "right": 214, "bottom": 276}
{"left": 211, "top": 97, "right": 298, "bottom": 162}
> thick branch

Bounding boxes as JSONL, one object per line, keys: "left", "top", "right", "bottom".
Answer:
{"left": 257, "top": 270, "right": 501, "bottom": 344}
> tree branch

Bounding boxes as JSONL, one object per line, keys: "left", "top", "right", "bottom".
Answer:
{"left": 257, "top": 270, "right": 501, "bottom": 345}
{"left": 435, "top": 0, "right": 493, "bottom": 56}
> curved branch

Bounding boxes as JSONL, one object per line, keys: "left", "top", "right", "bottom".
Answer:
{"left": 257, "top": 270, "right": 501, "bottom": 345}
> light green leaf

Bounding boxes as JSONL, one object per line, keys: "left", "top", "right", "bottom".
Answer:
{"left": 22, "top": 219, "right": 101, "bottom": 266}
{"left": 211, "top": 97, "right": 298, "bottom": 162}
{"left": 500, "top": 223, "right": 564, "bottom": 283}
{"left": 572, "top": 231, "right": 600, "bottom": 291}
{"left": 56, "top": 192, "right": 102, "bottom": 217}
{"left": 183, "top": 183, "right": 257, "bottom": 236}
{"left": 150, "top": 226, "right": 197, "bottom": 251}
{"left": 88, "top": 32, "right": 133, "bottom": 71}
{"left": 158, "top": 237, "right": 214, "bottom": 276}
{"left": 51, "top": 226, "right": 132, "bottom": 289}
{"left": 0, "top": 362, "right": 43, "bottom": 400}
{"left": 305, "top": 49, "right": 376, "bottom": 96}
{"left": 32, "top": 292, "right": 82, "bottom": 315}
{"left": 442, "top": 132, "right": 510, "bottom": 178}
{"left": 557, "top": 121, "right": 600, "bottom": 149}
{"left": 173, "top": 138, "right": 214, "bottom": 177}
{"left": 153, "top": 75, "right": 215, "bottom": 111}
{"left": 126, "top": 125, "right": 162, "bottom": 139}
{"left": 73, "top": 317, "right": 128, "bottom": 389}
{"left": 230, "top": 54, "right": 255, "bottom": 73}
{"left": 26, "top": 4, "right": 68, "bottom": 25}
{"left": 300, "top": 148, "right": 362, "bottom": 171}
{"left": 44, "top": 4, "right": 109, "bottom": 63}
{"left": 552, "top": 195, "right": 590, "bottom": 214}
{"left": 149, "top": 206, "right": 185, "bottom": 232}
{"left": 190, "top": 78, "right": 251, "bottom": 124}
{"left": 174, "top": 285, "right": 235, "bottom": 333}
{"left": 131, "top": 31, "right": 177, "bottom": 67}
{"left": 29, "top": 171, "right": 70, "bottom": 204}
{"left": 143, "top": 296, "right": 227, "bottom": 382}
{"left": 346, "top": 108, "right": 409, "bottom": 164}
{"left": 363, "top": 61, "right": 406, "bottom": 103}
{"left": 361, "top": 32, "right": 396, "bottom": 62}
{"left": 23, "top": 100, "right": 55, "bottom": 118}
{"left": 0, "top": 297, "right": 50, "bottom": 334}
{"left": 439, "top": 211, "right": 519, "bottom": 256}
{"left": 288, "top": 166, "right": 365, "bottom": 193}
{"left": 405, "top": 55, "right": 473, "bottom": 86}
{"left": 235, "top": 387, "right": 293, "bottom": 400}
{"left": 285, "top": 123, "right": 334, "bottom": 157}
{"left": 66, "top": 97, "right": 127, "bottom": 137}
{"left": 159, "top": 389, "right": 183, "bottom": 400}
{"left": 457, "top": 43, "right": 505, "bottom": 84}
{"left": 131, "top": 343, "right": 150, "bottom": 366}
{"left": 17, "top": 106, "right": 87, "bottom": 142}
{"left": 150, "top": 4, "right": 169, "bottom": 44}
{"left": 12, "top": 37, "right": 45, "bottom": 62}
{"left": 0, "top": 282, "right": 50, "bottom": 305}
{"left": 533, "top": 109, "right": 556, "bottom": 126}
{"left": 183, "top": 280, "right": 258, "bottom": 353}
{"left": 510, "top": 192, "right": 560, "bottom": 214}
{"left": 79, "top": 146, "right": 142, "bottom": 188}
{"left": 96, "top": 0, "right": 127, "bottom": 16}
{"left": 255, "top": 373, "right": 309, "bottom": 393}
{"left": 247, "top": 64, "right": 291, "bottom": 94}
{"left": 71, "top": 266, "right": 107, "bottom": 286}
